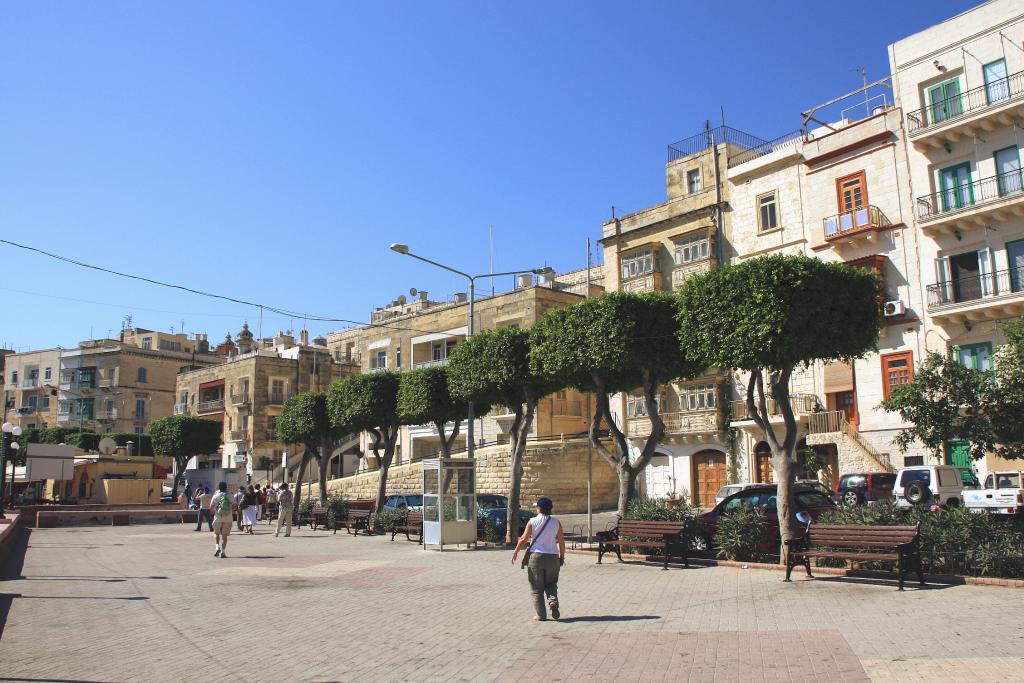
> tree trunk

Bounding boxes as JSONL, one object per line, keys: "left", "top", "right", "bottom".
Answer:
{"left": 373, "top": 428, "right": 399, "bottom": 513}
{"left": 171, "top": 456, "right": 188, "bottom": 500}
{"left": 616, "top": 462, "right": 639, "bottom": 518}
{"left": 315, "top": 443, "right": 328, "bottom": 505}
{"left": 505, "top": 398, "right": 536, "bottom": 544}
{"left": 293, "top": 452, "right": 310, "bottom": 517}
{"left": 773, "top": 451, "right": 799, "bottom": 564}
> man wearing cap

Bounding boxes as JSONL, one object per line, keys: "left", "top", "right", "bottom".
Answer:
{"left": 511, "top": 496, "right": 566, "bottom": 621}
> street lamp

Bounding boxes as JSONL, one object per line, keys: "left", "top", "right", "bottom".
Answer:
{"left": 1, "top": 421, "right": 23, "bottom": 517}
{"left": 389, "top": 243, "right": 552, "bottom": 458}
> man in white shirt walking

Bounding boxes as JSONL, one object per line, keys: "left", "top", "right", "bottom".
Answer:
{"left": 209, "top": 482, "right": 234, "bottom": 558}
{"left": 275, "top": 483, "right": 294, "bottom": 537}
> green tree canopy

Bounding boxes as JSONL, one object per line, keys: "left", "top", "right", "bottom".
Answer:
{"left": 278, "top": 391, "right": 351, "bottom": 504}
{"left": 678, "top": 254, "right": 881, "bottom": 551}
{"left": 530, "top": 291, "right": 703, "bottom": 514}
{"left": 326, "top": 372, "right": 405, "bottom": 511}
{"left": 397, "top": 366, "right": 468, "bottom": 457}
{"left": 150, "top": 414, "right": 223, "bottom": 497}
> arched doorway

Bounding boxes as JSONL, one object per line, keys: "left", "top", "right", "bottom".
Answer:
{"left": 691, "top": 450, "right": 727, "bottom": 509}
{"left": 755, "top": 442, "right": 773, "bottom": 483}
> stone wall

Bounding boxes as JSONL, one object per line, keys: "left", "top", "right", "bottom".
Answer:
{"left": 312, "top": 438, "right": 618, "bottom": 513}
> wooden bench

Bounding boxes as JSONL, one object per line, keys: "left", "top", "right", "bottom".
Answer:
{"left": 391, "top": 512, "right": 423, "bottom": 543}
{"left": 785, "top": 523, "right": 924, "bottom": 590}
{"left": 307, "top": 506, "right": 329, "bottom": 531}
{"left": 337, "top": 509, "right": 372, "bottom": 536}
{"left": 595, "top": 520, "right": 689, "bottom": 570}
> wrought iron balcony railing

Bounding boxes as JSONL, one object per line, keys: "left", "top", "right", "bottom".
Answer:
{"left": 917, "top": 169, "right": 1024, "bottom": 220}
{"left": 197, "top": 398, "right": 225, "bottom": 413}
{"left": 926, "top": 267, "right": 1024, "bottom": 309}
{"left": 907, "top": 70, "right": 1024, "bottom": 134}
{"left": 823, "top": 205, "right": 890, "bottom": 240}
{"left": 729, "top": 393, "right": 822, "bottom": 421}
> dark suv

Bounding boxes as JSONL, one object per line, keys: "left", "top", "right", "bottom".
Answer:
{"left": 833, "top": 473, "right": 896, "bottom": 507}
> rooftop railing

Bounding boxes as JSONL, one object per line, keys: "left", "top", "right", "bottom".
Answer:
{"left": 667, "top": 125, "right": 766, "bottom": 163}
{"left": 727, "top": 129, "right": 804, "bottom": 168}
{"left": 917, "top": 169, "right": 1024, "bottom": 220}
{"left": 907, "top": 70, "right": 1024, "bottom": 134}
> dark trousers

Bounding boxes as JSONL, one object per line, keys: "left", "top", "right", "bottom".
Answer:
{"left": 527, "top": 553, "right": 560, "bottom": 618}
{"left": 195, "top": 508, "right": 213, "bottom": 531}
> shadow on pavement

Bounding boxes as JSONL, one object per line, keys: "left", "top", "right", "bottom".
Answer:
{"left": 811, "top": 575, "right": 948, "bottom": 590}
{"left": 557, "top": 615, "right": 661, "bottom": 623}
{"left": 0, "top": 594, "right": 149, "bottom": 601}
{"left": 0, "top": 524, "right": 31, "bottom": 639}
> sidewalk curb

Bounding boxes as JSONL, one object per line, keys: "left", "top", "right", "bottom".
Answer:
{"left": 565, "top": 546, "right": 1024, "bottom": 588}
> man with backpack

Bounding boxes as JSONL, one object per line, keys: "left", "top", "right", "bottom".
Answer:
{"left": 275, "top": 483, "right": 294, "bottom": 538}
{"left": 209, "top": 482, "right": 234, "bottom": 558}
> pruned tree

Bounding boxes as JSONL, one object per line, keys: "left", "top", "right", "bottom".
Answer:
{"left": 882, "top": 317, "right": 1024, "bottom": 461}
{"left": 327, "top": 372, "right": 404, "bottom": 512}
{"left": 447, "top": 327, "right": 553, "bottom": 543}
{"left": 277, "top": 391, "right": 351, "bottom": 507}
{"left": 678, "top": 254, "right": 881, "bottom": 557}
{"left": 530, "top": 291, "right": 703, "bottom": 515}
{"left": 149, "top": 414, "right": 224, "bottom": 498}
{"left": 397, "top": 366, "right": 470, "bottom": 458}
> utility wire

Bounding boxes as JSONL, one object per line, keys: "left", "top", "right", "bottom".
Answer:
{"left": 0, "top": 237, "right": 450, "bottom": 336}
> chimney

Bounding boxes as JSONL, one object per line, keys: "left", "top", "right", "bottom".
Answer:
{"left": 300, "top": 329, "right": 309, "bottom": 346}
{"left": 453, "top": 292, "right": 468, "bottom": 304}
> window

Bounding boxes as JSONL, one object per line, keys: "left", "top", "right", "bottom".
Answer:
{"left": 957, "top": 342, "right": 991, "bottom": 372}
{"left": 836, "top": 171, "right": 867, "bottom": 212}
{"left": 757, "top": 192, "right": 779, "bottom": 231}
{"left": 29, "top": 368, "right": 38, "bottom": 380}
{"left": 937, "top": 468, "right": 958, "bottom": 487}
{"left": 137, "top": 367, "right": 147, "bottom": 383}
{"left": 678, "top": 383, "right": 716, "bottom": 411}
{"left": 899, "top": 469, "right": 930, "bottom": 487}
{"left": 994, "top": 146, "right": 1022, "bottom": 197}
{"left": 10, "top": 371, "right": 16, "bottom": 384}
{"left": 620, "top": 249, "right": 654, "bottom": 280}
{"left": 938, "top": 162, "right": 973, "bottom": 211}
{"left": 142, "top": 337, "right": 152, "bottom": 349}
{"left": 372, "top": 350, "right": 387, "bottom": 370}
{"left": 44, "top": 367, "right": 51, "bottom": 380}
{"left": 105, "top": 399, "right": 114, "bottom": 413}
{"left": 881, "top": 351, "right": 914, "bottom": 399}
{"left": 686, "top": 168, "right": 702, "bottom": 194}
{"left": 27, "top": 396, "right": 37, "bottom": 410}
{"left": 41, "top": 396, "right": 50, "bottom": 409}
{"left": 107, "top": 368, "right": 115, "bottom": 381}
{"left": 158, "top": 339, "right": 181, "bottom": 352}
{"left": 983, "top": 59, "right": 1008, "bottom": 104}
{"left": 241, "top": 415, "right": 249, "bottom": 431}
{"left": 927, "top": 77, "right": 962, "bottom": 124}
{"left": 135, "top": 426, "right": 144, "bottom": 436}
{"left": 135, "top": 399, "right": 145, "bottom": 419}
{"left": 395, "top": 346, "right": 402, "bottom": 369}
{"left": 673, "top": 232, "right": 710, "bottom": 265}
{"left": 271, "top": 379, "right": 285, "bottom": 399}
{"left": 626, "top": 391, "right": 668, "bottom": 418}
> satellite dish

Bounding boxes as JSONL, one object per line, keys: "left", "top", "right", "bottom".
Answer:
{"left": 397, "top": 295, "right": 407, "bottom": 305}
{"left": 409, "top": 288, "right": 418, "bottom": 297}
{"left": 99, "top": 437, "right": 118, "bottom": 455}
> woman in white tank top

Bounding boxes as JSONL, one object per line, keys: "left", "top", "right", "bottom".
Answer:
{"left": 511, "top": 497, "right": 566, "bottom": 621}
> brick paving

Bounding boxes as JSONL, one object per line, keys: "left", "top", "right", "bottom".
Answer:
{"left": 1, "top": 521, "right": 1023, "bottom": 682}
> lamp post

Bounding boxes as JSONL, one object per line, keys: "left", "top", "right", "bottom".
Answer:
{"left": 389, "top": 243, "right": 552, "bottom": 459}
{"left": 1, "top": 421, "right": 23, "bottom": 517}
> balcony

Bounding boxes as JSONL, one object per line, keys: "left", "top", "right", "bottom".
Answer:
{"left": 916, "top": 170, "right": 1024, "bottom": 235}
{"left": 228, "top": 429, "right": 249, "bottom": 442}
{"left": 231, "top": 393, "right": 251, "bottom": 407}
{"left": 20, "top": 378, "right": 38, "bottom": 389}
{"left": 729, "top": 393, "right": 822, "bottom": 424}
{"left": 822, "top": 205, "right": 891, "bottom": 248}
{"left": 906, "top": 71, "right": 1024, "bottom": 148}
{"left": 926, "top": 267, "right": 1024, "bottom": 324}
{"left": 197, "top": 398, "right": 225, "bottom": 414}
{"left": 671, "top": 259, "right": 714, "bottom": 290}
{"left": 621, "top": 271, "right": 663, "bottom": 293}
{"left": 412, "top": 358, "right": 449, "bottom": 370}
{"left": 16, "top": 406, "right": 35, "bottom": 415}
{"left": 96, "top": 408, "right": 118, "bottom": 421}
{"left": 626, "top": 409, "right": 721, "bottom": 439}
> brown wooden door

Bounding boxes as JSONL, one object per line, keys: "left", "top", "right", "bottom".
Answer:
{"left": 692, "top": 450, "right": 727, "bottom": 509}
{"left": 757, "top": 451, "right": 774, "bottom": 484}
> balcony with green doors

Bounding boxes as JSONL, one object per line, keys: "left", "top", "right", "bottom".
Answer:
{"left": 906, "top": 68, "right": 1024, "bottom": 149}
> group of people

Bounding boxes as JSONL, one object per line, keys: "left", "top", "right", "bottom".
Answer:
{"left": 188, "top": 480, "right": 297, "bottom": 545}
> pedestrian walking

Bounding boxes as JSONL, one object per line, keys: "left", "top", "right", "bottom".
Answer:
{"left": 511, "top": 496, "right": 565, "bottom": 621}
{"left": 182, "top": 481, "right": 193, "bottom": 509}
{"left": 194, "top": 487, "right": 214, "bottom": 531}
{"left": 210, "top": 482, "right": 234, "bottom": 558}
{"left": 257, "top": 485, "right": 267, "bottom": 522}
{"left": 265, "top": 486, "right": 277, "bottom": 525}
{"left": 233, "top": 486, "right": 246, "bottom": 531}
{"left": 275, "top": 483, "right": 294, "bottom": 537}
{"left": 241, "top": 485, "right": 259, "bottom": 534}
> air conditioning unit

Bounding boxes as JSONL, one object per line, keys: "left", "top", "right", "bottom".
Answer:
{"left": 883, "top": 300, "right": 905, "bottom": 317}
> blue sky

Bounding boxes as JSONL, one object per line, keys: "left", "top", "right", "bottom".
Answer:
{"left": 0, "top": 0, "right": 978, "bottom": 351}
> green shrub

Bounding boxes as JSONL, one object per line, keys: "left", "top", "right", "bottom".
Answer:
{"left": 325, "top": 493, "right": 350, "bottom": 529}
{"left": 298, "top": 497, "right": 316, "bottom": 517}
{"left": 624, "top": 496, "right": 698, "bottom": 523}
{"left": 714, "top": 506, "right": 767, "bottom": 562}
{"left": 372, "top": 508, "right": 407, "bottom": 533}
{"left": 477, "top": 512, "right": 504, "bottom": 543}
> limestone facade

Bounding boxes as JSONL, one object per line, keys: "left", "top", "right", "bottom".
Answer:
{"left": 2, "top": 348, "right": 62, "bottom": 430}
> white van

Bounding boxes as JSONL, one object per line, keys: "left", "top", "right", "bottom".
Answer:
{"left": 893, "top": 465, "right": 978, "bottom": 509}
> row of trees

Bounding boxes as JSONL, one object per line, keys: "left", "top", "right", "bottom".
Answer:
{"left": 150, "top": 255, "right": 893, "bottom": 554}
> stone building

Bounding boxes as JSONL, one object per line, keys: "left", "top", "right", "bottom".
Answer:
{"left": 56, "top": 328, "right": 223, "bottom": 436}
{"left": 2, "top": 348, "right": 63, "bottom": 430}
{"left": 175, "top": 325, "right": 348, "bottom": 479}
{"left": 889, "top": 0, "right": 1024, "bottom": 479}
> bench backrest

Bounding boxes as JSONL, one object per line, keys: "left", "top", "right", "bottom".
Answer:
{"left": 311, "top": 507, "right": 327, "bottom": 514}
{"left": 404, "top": 512, "right": 423, "bottom": 525}
{"left": 617, "top": 520, "right": 687, "bottom": 538}
{"left": 348, "top": 509, "right": 371, "bottom": 519}
{"left": 808, "top": 523, "right": 918, "bottom": 549}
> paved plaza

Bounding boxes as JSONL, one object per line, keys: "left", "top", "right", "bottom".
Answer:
{"left": 1, "top": 520, "right": 1023, "bottom": 683}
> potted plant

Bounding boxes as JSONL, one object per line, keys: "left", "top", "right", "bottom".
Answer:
{"left": 667, "top": 490, "right": 681, "bottom": 509}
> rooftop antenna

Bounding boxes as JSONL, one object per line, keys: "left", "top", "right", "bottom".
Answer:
{"left": 852, "top": 67, "right": 869, "bottom": 118}
{"left": 488, "top": 225, "right": 495, "bottom": 296}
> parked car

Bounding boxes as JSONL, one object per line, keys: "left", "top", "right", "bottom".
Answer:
{"left": 893, "top": 465, "right": 978, "bottom": 509}
{"left": 476, "top": 494, "right": 533, "bottom": 533}
{"left": 962, "top": 471, "right": 1024, "bottom": 515}
{"left": 382, "top": 494, "right": 424, "bottom": 511}
{"left": 695, "top": 483, "right": 836, "bottom": 552}
{"left": 833, "top": 472, "right": 896, "bottom": 507}
{"left": 715, "top": 483, "right": 761, "bottom": 505}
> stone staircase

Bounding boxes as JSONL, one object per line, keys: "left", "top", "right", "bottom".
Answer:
{"left": 806, "top": 411, "right": 895, "bottom": 474}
